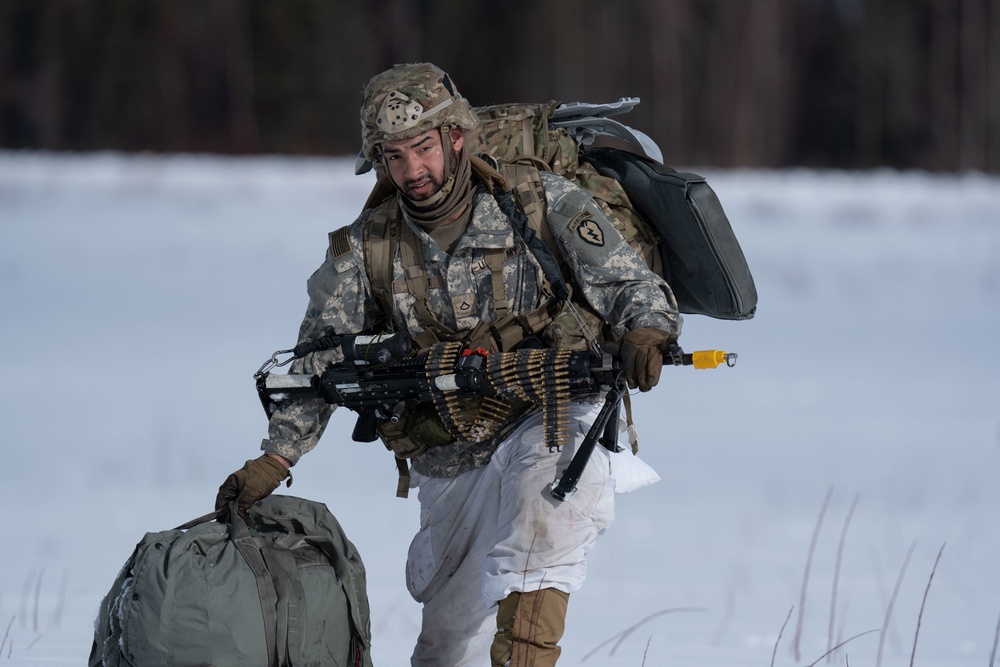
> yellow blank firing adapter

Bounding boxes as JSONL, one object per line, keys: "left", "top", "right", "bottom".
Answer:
{"left": 690, "top": 350, "right": 738, "bottom": 369}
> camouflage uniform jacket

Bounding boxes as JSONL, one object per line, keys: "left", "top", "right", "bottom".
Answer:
{"left": 262, "top": 169, "right": 682, "bottom": 478}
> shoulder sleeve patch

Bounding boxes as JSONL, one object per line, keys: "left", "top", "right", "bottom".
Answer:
{"left": 568, "top": 210, "right": 605, "bottom": 247}
{"left": 328, "top": 226, "right": 352, "bottom": 260}
{"left": 544, "top": 180, "right": 623, "bottom": 267}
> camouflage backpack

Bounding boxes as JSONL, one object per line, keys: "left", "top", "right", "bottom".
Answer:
{"left": 467, "top": 98, "right": 757, "bottom": 321}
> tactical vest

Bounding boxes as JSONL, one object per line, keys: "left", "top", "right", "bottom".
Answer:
{"left": 359, "top": 161, "right": 604, "bottom": 356}
{"left": 339, "top": 162, "right": 612, "bottom": 466}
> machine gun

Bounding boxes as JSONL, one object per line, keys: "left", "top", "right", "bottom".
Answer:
{"left": 255, "top": 332, "right": 736, "bottom": 501}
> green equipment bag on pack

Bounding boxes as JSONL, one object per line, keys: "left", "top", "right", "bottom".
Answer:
{"left": 469, "top": 98, "right": 758, "bottom": 321}
{"left": 89, "top": 495, "right": 373, "bottom": 667}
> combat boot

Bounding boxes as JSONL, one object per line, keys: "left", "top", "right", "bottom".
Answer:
{"left": 491, "top": 588, "right": 569, "bottom": 667}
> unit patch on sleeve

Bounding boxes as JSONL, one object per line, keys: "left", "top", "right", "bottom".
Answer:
{"left": 569, "top": 211, "right": 605, "bottom": 247}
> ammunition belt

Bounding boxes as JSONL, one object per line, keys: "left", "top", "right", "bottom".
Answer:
{"left": 425, "top": 343, "right": 574, "bottom": 452}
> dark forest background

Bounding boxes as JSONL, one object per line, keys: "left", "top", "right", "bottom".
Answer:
{"left": 1, "top": 0, "right": 997, "bottom": 171}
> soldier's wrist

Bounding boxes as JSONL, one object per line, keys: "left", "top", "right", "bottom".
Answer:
{"left": 263, "top": 452, "right": 292, "bottom": 470}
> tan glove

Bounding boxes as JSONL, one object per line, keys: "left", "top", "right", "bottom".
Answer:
{"left": 619, "top": 328, "right": 675, "bottom": 392}
{"left": 215, "top": 454, "right": 290, "bottom": 519}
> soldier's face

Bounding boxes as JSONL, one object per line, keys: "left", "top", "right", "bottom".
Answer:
{"left": 382, "top": 128, "right": 464, "bottom": 201}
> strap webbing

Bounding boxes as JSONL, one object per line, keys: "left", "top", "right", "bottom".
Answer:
{"left": 260, "top": 545, "right": 305, "bottom": 667}
{"left": 490, "top": 180, "right": 569, "bottom": 302}
{"left": 365, "top": 201, "right": 397, "bottom": 321}
{"left": 484, "top": 247, "right": 509, "bottom": 318}
{"left": 622, "top": 392, "right": 639, "bottom": 454}
{"left": 522, "top": 115, "right": 535, "bottom": 157}
{"left": 395, "top": 457, "right": 411, "bottom": 498}
{"left": 227, "top": 506, "right": 281, "bottom": 667}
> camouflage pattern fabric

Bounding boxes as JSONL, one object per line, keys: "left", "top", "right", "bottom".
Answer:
{"left": 472, "top": 102, "right": 580, "bottom": 177}
{"left": 472, "top": 102, "right": 663, "bottom": 277}
{"left": 361, "top": 63, "right": 479, "bottom": 163}
{"left": 262, "top": 171, "right": 681, "bottom": 478}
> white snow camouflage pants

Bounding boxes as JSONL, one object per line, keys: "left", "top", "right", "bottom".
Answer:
{"left": 405, "top": 400, "right": 660, "bottom": 666}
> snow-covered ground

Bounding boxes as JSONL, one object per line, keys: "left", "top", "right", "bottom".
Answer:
{"left": 1, "top": 152, "right": 997, "bottom": 666}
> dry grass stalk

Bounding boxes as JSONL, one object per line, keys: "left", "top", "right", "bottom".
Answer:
{"left": 808, "top": 628, "right": 879, "bottom": 667}
{"left": 710, "top": 581, "right": 736, "bottom": 646}
{"left": 0, "top": 616, "right": 13, "bottom": 657}
{"left": 32, "top": 567, "right": 44, "bottom": 633}
{"left": 989, "top": 611, "right": 1000, "bottom": 667}
{"left": 827, "top": 493, "right": 860, "bottom": 662}
{"left": 909, "top": 543, "right": 945, "bottom": 667}
{"left": 771, "top": 605, "right": 794, "bottom": 667}
{"left": 582, "top": 607, "right": 707, "bottom": 661}
{"left": 877, "top": 540, "right": 917, "bottom": 667}
{"left": 792, "top": 485, "right": 834, "bottom": 661}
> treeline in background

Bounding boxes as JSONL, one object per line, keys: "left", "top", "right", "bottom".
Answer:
{"left": 2, "top": 0, "right": 998, "bottom": 171}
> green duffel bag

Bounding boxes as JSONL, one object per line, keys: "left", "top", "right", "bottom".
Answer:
{"left": 89, "top": 495, "right": 373, "bottom": 667}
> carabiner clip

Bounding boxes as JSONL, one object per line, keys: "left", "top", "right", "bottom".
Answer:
{"left": 255, "top": 348, "right": 296, "bottom": 378}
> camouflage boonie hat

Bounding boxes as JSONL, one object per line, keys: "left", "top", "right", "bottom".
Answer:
{"left": 360, "top": 63, "right": 479, "bottom": 162}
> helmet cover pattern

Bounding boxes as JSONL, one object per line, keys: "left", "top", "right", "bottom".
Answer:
{"left": 361, "top": 63, "right": 479, "bottom": 162}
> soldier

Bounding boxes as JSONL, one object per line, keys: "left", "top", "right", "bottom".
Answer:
{"left": 217, "top": 62, "right": 682, "bottom": 667}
